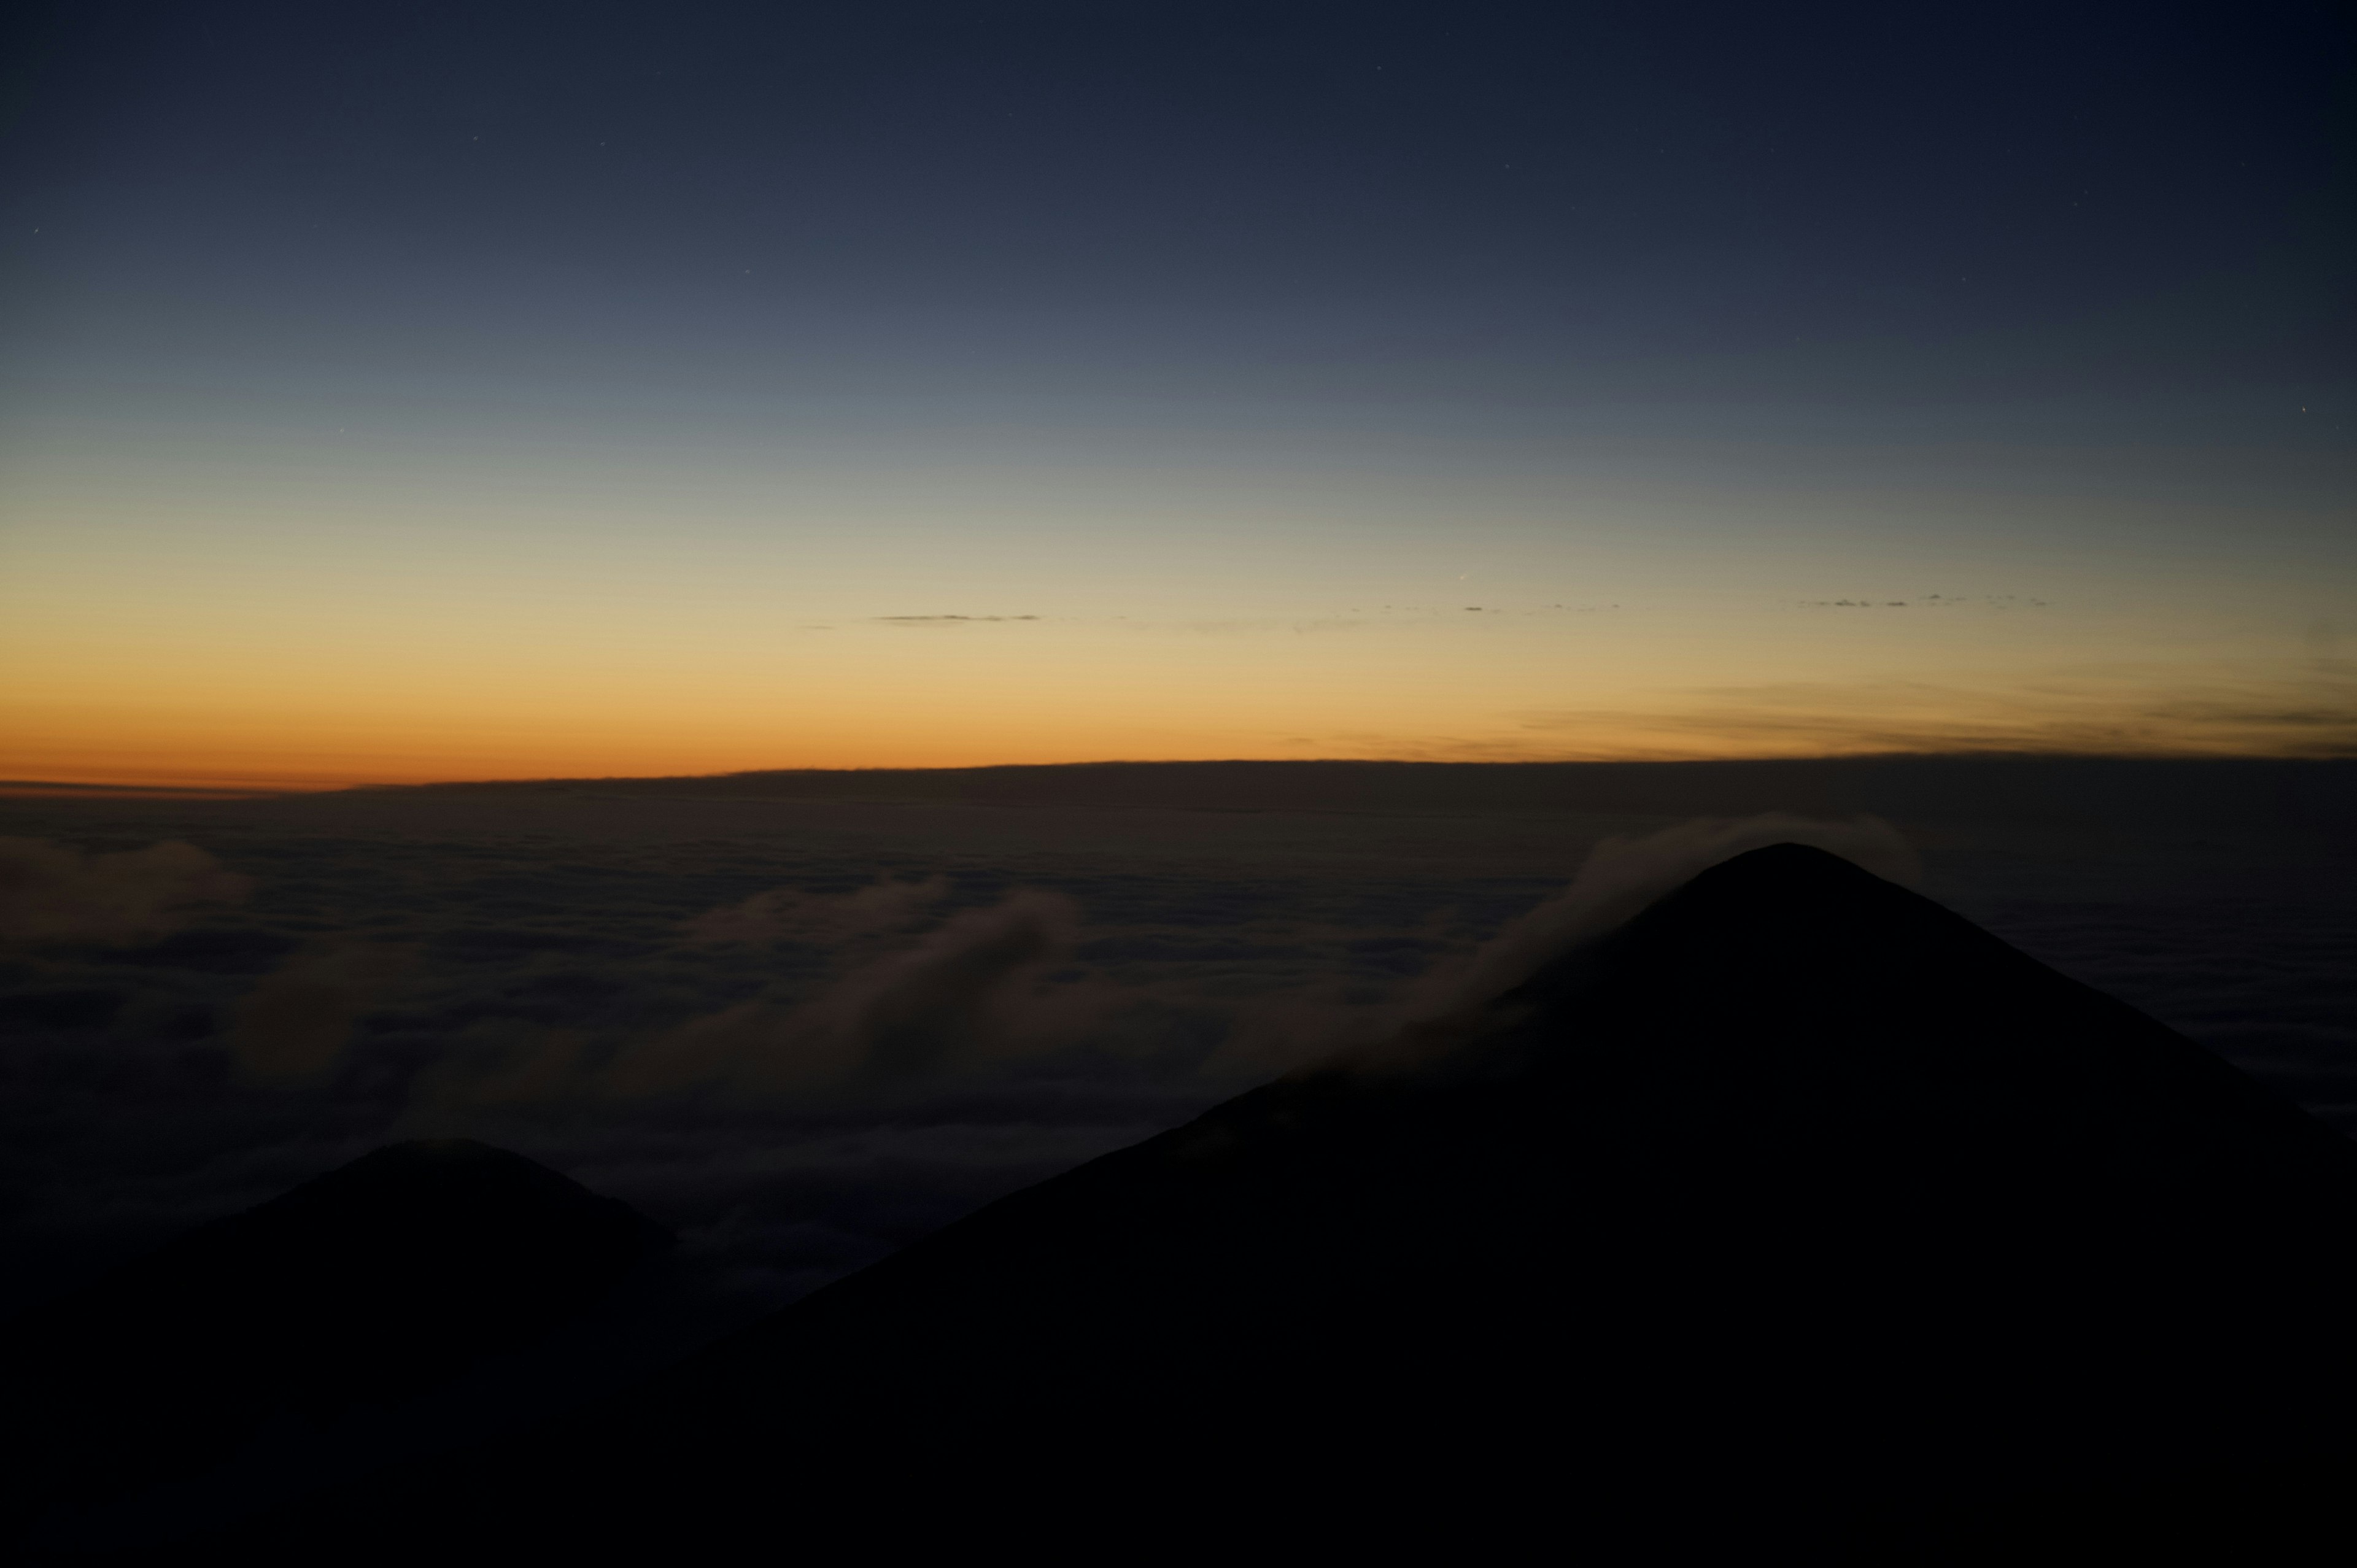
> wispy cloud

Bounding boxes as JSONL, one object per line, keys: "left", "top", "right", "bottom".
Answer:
{"left": 1149, "top": 603, "right": 1622, "bottom": 637}
{"left": 1794, "top": 593, "right": 2046, "bottom": 609}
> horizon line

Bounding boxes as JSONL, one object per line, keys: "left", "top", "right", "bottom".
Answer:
{"left": 7, "top": 750, "right": 2351, "bottom": 800}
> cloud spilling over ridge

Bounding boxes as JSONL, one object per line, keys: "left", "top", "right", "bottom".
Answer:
{"left": 609, "top": 892, "right": 1086, "bottom": 1097}
{"left": 1418, "top": 814, "right": 1922, "bottom": 1014}
{"left": 0, "top": 838, "right": 250, "bottom": 946}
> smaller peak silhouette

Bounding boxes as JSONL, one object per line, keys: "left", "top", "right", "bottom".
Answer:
{"left": 2, "top": 1140, "right": 667, "bottom": 1539}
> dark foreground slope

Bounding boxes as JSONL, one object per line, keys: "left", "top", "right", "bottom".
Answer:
{"left": 177, "top": 847, "right": 2357, "bottom": 1556}
{"left": 4, "top": 1141, "right": 669, "bottom": 1541}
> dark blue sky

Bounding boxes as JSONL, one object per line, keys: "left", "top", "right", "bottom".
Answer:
{"left": 10, "top": 1, "right": 2347, "bottom": 402}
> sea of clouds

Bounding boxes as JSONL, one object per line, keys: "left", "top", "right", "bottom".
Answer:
{"left": 3, "top": 771, "right": 2351, "bottom": 1333}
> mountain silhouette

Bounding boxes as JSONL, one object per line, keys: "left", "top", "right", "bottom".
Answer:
{"left": 112, "top": 846, "right": 2357, "bottom": 1556}
{"left": 2, "top": 1140, "right": 670, "bottom": 1543}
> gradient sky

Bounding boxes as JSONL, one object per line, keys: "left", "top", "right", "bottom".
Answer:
{"left": 2, "top": 0, "right": 2350, "bottom": 787}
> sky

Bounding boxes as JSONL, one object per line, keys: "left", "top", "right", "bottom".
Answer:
{"left": 1, "top": 0, "right": 2350, "bottom": 788}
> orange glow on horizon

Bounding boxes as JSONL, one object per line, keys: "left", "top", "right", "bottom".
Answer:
{"left": 7, "top": 509, "right": 2347, "bottom": 792}
{"left": 8, "top": 679, "right": 2347, "bottom": 795}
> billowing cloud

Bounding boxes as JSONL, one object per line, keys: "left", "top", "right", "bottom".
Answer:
{"left": 0, "top": 838, "right": 250, "bottom": 946}
{"left": 610, "top": 891, "right": 1084, "bottom": 1096}
{"left": 231, "top": 944, "right": 415, "bottom": 1082}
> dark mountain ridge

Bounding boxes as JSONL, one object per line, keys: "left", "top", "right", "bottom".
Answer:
{"left": 346, "top": 755, "right": 2356, "bottom": 828}
{"left": 103, "top": 845, "right": 2357, "bottom": 1555}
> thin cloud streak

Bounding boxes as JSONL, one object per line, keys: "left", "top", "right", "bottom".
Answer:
{"left": 1505, "top": 671, "right": 2357, "bottom": 761}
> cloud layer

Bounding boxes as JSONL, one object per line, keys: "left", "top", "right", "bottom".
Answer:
{"left": 1, "top": 773, "right": 2346, "bottom": 1346}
